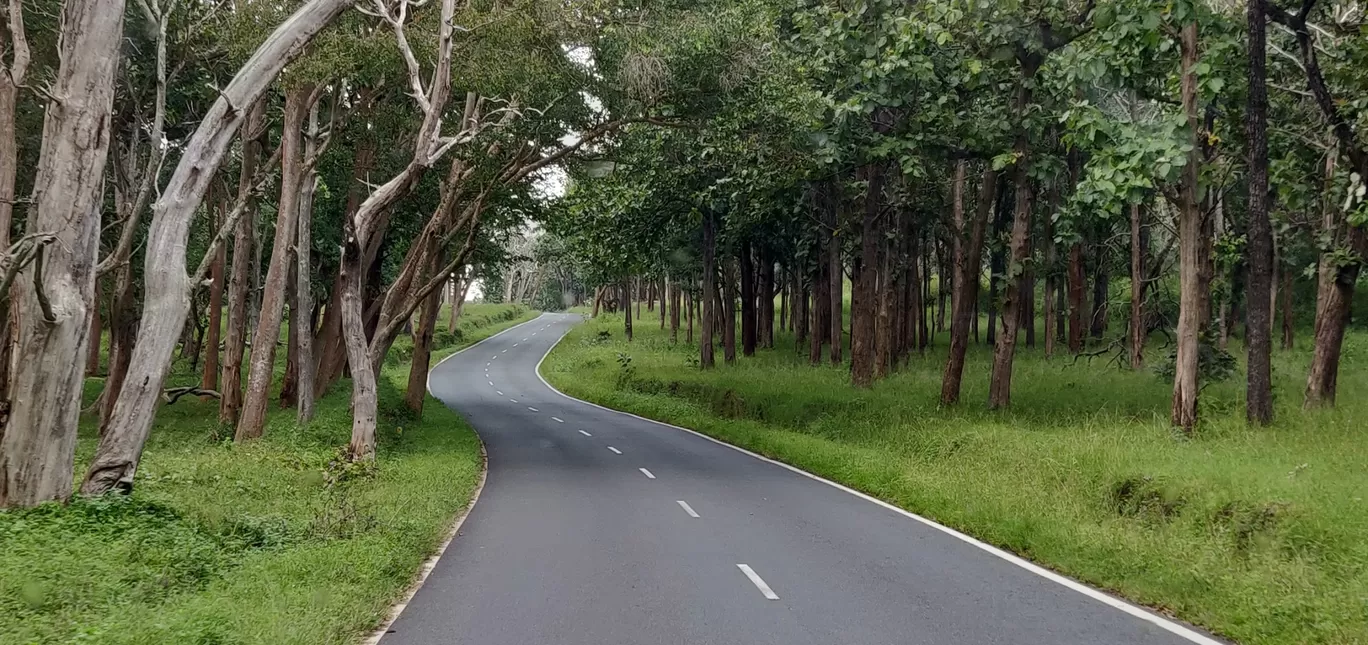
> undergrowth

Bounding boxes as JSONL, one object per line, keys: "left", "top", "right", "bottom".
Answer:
{"left": 0, "top": 303, "right": 535, "bottom": 645}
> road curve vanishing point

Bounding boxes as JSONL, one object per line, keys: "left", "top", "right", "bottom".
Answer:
{"left": 380, "top": 312, "right": 1225, "bottom": 645}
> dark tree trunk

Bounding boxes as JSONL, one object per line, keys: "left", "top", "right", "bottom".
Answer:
{"left": 941, "top": 163, "right": 994, "bottom": 405}
{"left": 701, "top": 214, "right": 716, "bottom": 368}
{"left": 1244, "top": 0, "right": 1274, "bottom": 424}
{"left": 1068, "top": 242, "right": 1085, "bottom": 353}
{"left": 1280, "top": 269, "right": 1294, "bottom": 350}
{"left": 988, "top": 100, "right": 1035, "bottom": 409}
{"left": 1043, "top": 192, "right": 1058, "bottom": 358}
{"left": 87, "top": 290, "right": 102, "bottom": 376}
{"left": 741, "top": 242, "right": 757, "bottom": 356}
{"left": 851, "top": 164, "right": 883, "bottom": 387}
{"left": 670, "top": 280, "right": 681, "bottom": 343}
{"left": 406, "top": 254, "right": 442, "bottom": 415}
{"left": 723, "top": 260, "right": 737, "bottom": 364}
{"left": 623, "top": 280, "right": 633, "bottom": 341}
{"left": 758, "top": 255, "right": 774, "bottom": 348}
{"left": 810, "top": 244, "right": 827, "bottom": 365}
{"left": 203, "top": 193, "right": 227, "bottom": 395}
{"left": 828, "top": 187, "right": 844, "bottom": 364}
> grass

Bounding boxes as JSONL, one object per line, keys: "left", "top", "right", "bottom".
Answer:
{"left": 0, "top": 302, "right": 536, "bottom": 645}
{"left": 542, "top": 310, "right": 1368, "bottom": 645}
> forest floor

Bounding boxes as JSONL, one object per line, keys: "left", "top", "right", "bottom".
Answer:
{"left": 0, "top": 303, "right": 534, "bottom": 645}
{"left": 543, "top": 310, "right": 1368, "bottom": 645}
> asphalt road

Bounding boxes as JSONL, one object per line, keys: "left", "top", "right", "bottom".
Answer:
{"left": 381, "top": 312, "right": 1222, "bottom": 645}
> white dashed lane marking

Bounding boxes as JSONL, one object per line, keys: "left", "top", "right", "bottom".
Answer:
{"left": 639, "top": 468, "right": 655, "bottom": 479}
{"left": 578, "top": 430, "right": 592, "bottom": 437}
{"left": 528, "top": 407, "right": 539, "bottom": 412}
{"left": 552, "top": 417, "right": 564, "bottom": 423}
{"left": 608, "top": 446, "right": 622, "bottom": 455}
{"left": 677, "top": 501, "right": 700, "bottom": 518}
{"left": 737, "top": 565, "right": 780, "bottom": 600}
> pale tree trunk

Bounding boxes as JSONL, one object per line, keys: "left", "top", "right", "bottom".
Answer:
{"left": 988, "top": 73, "right": 1036, "bottom": 409}
{"left": 0, "top": 0, "right": 29, "bottom": 407}
{"left": 82, "top": 0, "right": 352, "bottom": 495}
{"left": 340, "top": 242, "right": 377, "bottom": 459}
{"left": 220, "top": 100, "right": 266, "bottom": 424}
{"left": 1244, "top": 0, "right": 1273, "bottom": 424}
{"left": 1129, "top": 202, "right": 1146, "bottom": 369}
{"left": 941, "top": 163, "right": 994, "bottom": 405}
{"left": 0, "top": 0, "right": 121, "bottom": 507}
{"left": 295, "top": 98, "right": 322, "bottom": 424}
{"left": 1171, "top": 20, "right": 1203, "bottom": 433}
{"left": 236, "top": 83, "right": 312, "bottom": 442}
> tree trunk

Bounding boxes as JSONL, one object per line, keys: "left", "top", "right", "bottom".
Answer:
{"left": 623, "top": 281, "right": 633, "bottom": 341}
{"left": 0, "top": 0, "right": 26, "bottom": 411}
{"left": 236, "top": 84, "right": 312, "bottom": 442}
{"left": 988, "top": 90, "right": 1035, "bottom": 409}
{"left": 829, "top": 203, "right": 844, "bottom": 365}
{"left": 406, "top": 255, "right": 442, "bottom": 415}
{"left": 810, "top": 240, "right": 827, "bottom": 365}
{"left": 851, "top": 164, "right": 883, "bottom": 387}
{"left": 1067, "top": 242, "right": 1085, "bottom": 352}
{"left": 81, "top": 0, "right": 355, "bottom": 495}
{"left": 670, "top": 280, "right": 681, "bottom": 343}
{"left": 723, "top": 260, "right": 737, "bottom": 364}
{"left": 686, "top": 286, "right": 694, "bottom": 344}
{"left": 1244, "top": 0, "right": 1274, "bottom": 424}
{"left": 1090, "top": 251, "right": 1109, "bottom": 339}
{"left": 341, "top": 239, "right": 378, "bottom": 460}
{"left": 1171, "top": 20, "right": 1203, "bottom": 433}
{"left": 0, "top": 0, "right": 121, "bottom": 507}
{"left": 100, "top": 266, "right": 136, "bottom": 433}
{"left": 874, "top": 215, "right": 896, "bottom": 378}
{"left": 1043, "top": 193, "right": 1057, "bottom": 358}
{"left": 295, "top": 102, "right": 321, "bottom": 423}
{"left": 220, "top": 102, "right": 266, "bottom": 423}
{"left": 741, "top": 243, "right": 756, "bottom": 356}
{"left": 701, "top": 214, "right": 716, "bottom": 368}
{"left": 87, "top": 291, "right": 102, "bottom": 375}
{"left": 1280, "top": 269, "right": 1294, "bottom": 350}
{"left": 1129, "top": 202, "right": 1146, "bottom": 369}
{"left": 758, "top": 256, "right": 774, "bottom": 348}
{"left": 279, "top": 267, "right": 299, "bottom": 407}
{"left": 202, "top": 193, "right": 227, "bottom": 394}
{"left": 941, "top": 163, "right": 994, "bottom": 405}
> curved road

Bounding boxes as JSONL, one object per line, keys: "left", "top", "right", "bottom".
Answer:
{"left": 382, "top": 312, "right": 1221, "bottom": 645}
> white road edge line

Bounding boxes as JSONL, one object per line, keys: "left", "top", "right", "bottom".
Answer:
{"left": 608, "top": 446, "right": 622, "bottom": 454}
{"left": 638, "top": 467, "right": 654, "bottom": 479}
{"left": 528, "top": 407, "right": 539, "bottom": 412}
{"left": 677, "top": 500, "right": 700, "bottom": 518}
{"left": 736, "top": 564, "right": 779, "bottom": 600}
{"left": 552, "top": 417, "right": 565, "bottom": 423}
{"left": 378, "top": 313, "right": 549, "bottom": 645}
{"left": 578, "top": 430, "right": 592, "bottom": 436}
{"left": 530, "top": 322, "right": 1225, "bottom": 645}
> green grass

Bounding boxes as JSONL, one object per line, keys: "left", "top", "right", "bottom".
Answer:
{"left": 543, "top": 312, "right": 1368, "bottom": 645}
{"left": 0, "top": 303, "right": 536, "bottom": 645}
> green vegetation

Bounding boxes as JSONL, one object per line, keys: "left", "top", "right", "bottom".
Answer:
{"left": 543, "top": 313, "right": 1368, "bottom": 644}
{"left": 0, "top": 303, "right": 533, "bottom": 645}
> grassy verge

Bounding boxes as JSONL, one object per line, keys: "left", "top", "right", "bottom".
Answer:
{"left": 542, "top": 312, "right": 1368, "bottom": 645}
{"left": 0, "top": 303, "right": 536, "bottom": 645}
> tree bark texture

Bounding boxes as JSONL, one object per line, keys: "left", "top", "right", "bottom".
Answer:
{"left": 1129, "top": 203, "right": 1146, "bottom": 369}
{"left": 1, "top": 0, "right": 121, "bottom": 507}
{"left": 220, "top": 100, "right": 266, "bottom": 424}
{"left": 741, "top": 243, "right": 756, "bottom": 356}
{"left": 83, "top": 0, "right": 353, "bottom": 495}
{"left": 236, "top": 84, "right": 312, "bottom": 442}
{"left": 941, "top": 163, "right": 993, "bottom": 405}
{"left": 700, "top": 214, "right": 716, "bottom": 368}
{"left": 202, "top": 193, "right": 227, "bottom": 394}
{"left": 850, "top": 164, "right": 883, "bottom": 387}
{"left": 1244, "top": 0, "right": 1274, "bottom": 424}
{"left": 1171, "top": 20, "right": 1203, "bottom": 433}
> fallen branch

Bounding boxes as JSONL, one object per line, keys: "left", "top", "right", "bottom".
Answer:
{"left": 162, "top": 386, "right": 221, "bottom": 404}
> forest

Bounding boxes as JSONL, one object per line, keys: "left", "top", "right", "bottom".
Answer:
{"left": 1, "top": 0, "right": 1366, "bottom": 641}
